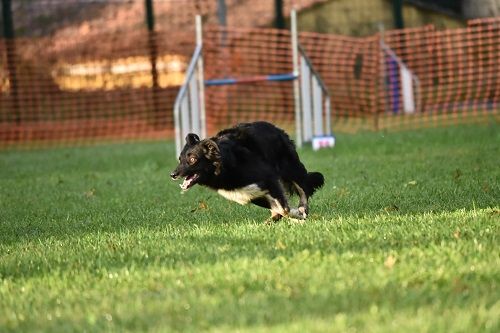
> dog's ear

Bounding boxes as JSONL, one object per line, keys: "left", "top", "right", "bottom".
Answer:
{"left": 185, "top": 133, "right": 200, "bottom": 146}
{"left": 202, "top": 139, "right": 222, "bottom": 175}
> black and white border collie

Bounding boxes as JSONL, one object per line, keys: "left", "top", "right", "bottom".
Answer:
{"left": 170, "top": 121, "right": 324, "bottom": 221}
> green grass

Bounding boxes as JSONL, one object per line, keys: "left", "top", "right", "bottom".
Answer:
{"left": 0, "top": 124, "right": 499, "bottom": 332}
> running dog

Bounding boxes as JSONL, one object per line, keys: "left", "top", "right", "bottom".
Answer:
{"left": 170, "top": 121, "right": 324, "bottom": 221}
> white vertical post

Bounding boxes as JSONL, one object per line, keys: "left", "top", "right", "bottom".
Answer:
{"left": 181, "top": 97, "right": 190, "bottom": 141}
{"left": 325, "top": 96, "right": 331, "bottom": 135}
{"left": 195, "top": 15, "right": 206, "bottom": 138}
{"left": 291, "top": 9, "right": 302, "bottom": 148}
{"left": 189, "top": 78, "right": 200, "bottom": 134}
{"left": 174, "top": 104, "right": 181, "bottom": 157}
{"left": 312, "top": 77, "right": 323, "bottom": 136}
{"left": 300, "top": 57, "right": 312, "bottom": 142}
{"left": 400, "top": 66, "right": 415, "bottom": 114}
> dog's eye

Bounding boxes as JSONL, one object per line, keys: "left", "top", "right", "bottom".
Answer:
{"left": 188, "top": 156, "right": 197, "bottom": 164}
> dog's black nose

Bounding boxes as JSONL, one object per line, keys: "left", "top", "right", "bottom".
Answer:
{"left": 170, "top": 172, "right": 179, "bottom": 180}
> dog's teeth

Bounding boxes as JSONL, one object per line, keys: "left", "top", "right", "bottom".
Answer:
{"left": 180, "top": 178, "right": 191, "bottom": 191}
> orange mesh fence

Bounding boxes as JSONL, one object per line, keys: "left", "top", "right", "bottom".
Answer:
{"left": 201, "top": 26, "right": 382, "bottom": 134}
{"left": 299, "top": 32, "right": 380, "bottom": 122}
{"left": 203, "top": 26, "right": 295, "bottom": 133}
{"left": 0, "top": 28, "right": 195, "bottom": 147}
{"left": 375, "top": 17, "right": 500, "bottom": 130}
{"left": 201, "top": 18, "right": 499, "bottom": 135}
{"left": 1, "top": 16, "right": 499, "bottom": 148}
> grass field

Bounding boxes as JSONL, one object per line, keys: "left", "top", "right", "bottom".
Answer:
{"left": 0, "top": 124, "right": 499, "bottom": 332}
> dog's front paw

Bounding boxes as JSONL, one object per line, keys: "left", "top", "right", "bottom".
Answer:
{"left": 264, "top": 211, "right": 283, "bottom": 224}
{"left": 272, "top": 212, "right": 283, "bottom": 221}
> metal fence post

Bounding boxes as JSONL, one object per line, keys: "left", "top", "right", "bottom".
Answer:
{"left": 274, "top": 0, "right": 285, "bottom": 29}
{"left": 217, "top": 0, "right": 227, "bottom": 26}
{"left": 1, "top": 0, "right": 20, "bottom": 125}
{"left": 392, "top": 0, "right": 404, "bottom": 29}
{"left": 145, "top": 0, "right": 161, "bottom": 126}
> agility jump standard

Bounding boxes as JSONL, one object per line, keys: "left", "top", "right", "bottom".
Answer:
{"left": 173, "top": 10, "right": 332, "bottom": 158}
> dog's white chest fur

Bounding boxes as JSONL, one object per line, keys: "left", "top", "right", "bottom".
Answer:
{"left": 217, "top": 184, "right": 267, "bottom": 205}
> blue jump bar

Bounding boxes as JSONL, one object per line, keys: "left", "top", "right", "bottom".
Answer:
{"left": 205, "top": 72, "right": 298, "bottom": 86}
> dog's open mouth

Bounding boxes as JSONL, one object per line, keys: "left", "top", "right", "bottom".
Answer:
{"left": 180, "top": 173, "right": 200, "bottom": 191}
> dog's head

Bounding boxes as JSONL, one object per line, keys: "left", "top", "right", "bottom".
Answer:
{"left": 170, "top": 133, "right": 221, "bottom": 191}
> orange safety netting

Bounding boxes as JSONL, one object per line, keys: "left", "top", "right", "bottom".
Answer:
{"left": 202, "top": 16, "right": 499, "bottom": 134}
{"left": 1, "top": 16, "right": 498, "bottom": 148}
{"left": 0, "top": 28, "right": 195, "bottom": 147}
{"left": 203, "top": 26, "right": 295, "bottom": 134}
{"left": 374, "top": 17, "right": 500, "bottom": 131}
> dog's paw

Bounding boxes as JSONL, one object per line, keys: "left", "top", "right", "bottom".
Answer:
{"left": 289, "top": 208, "right": 307, "bottom": 220}
{"left": 264, "top": 212, "right": 283, "bottom": 224}
{"left": 272, "top": 212, "right": 283, "bottom": 221}
{"left": 298, "top": 206, "right": 308, "bottom": 218}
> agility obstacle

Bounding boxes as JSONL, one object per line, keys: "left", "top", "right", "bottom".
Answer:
{"left": 173, "top": 10, "right": 333, "bottom": 158}
{"left": 379, "top": 27, "right": 421, "bottom": 115}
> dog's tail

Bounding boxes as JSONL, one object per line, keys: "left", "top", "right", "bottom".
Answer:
{"left": 306, "top": 172, "right": 324, "bottom": 196}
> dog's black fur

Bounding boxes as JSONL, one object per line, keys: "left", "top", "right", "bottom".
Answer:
{"left": 171, "top": 121, "right": 324, "bottom": 220}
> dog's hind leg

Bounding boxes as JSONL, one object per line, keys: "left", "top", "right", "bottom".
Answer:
{"left": 255, "top": 195, "right": 286, "bottom": 222}
{"left": 264, "top": 180, "right": 290, "bottom": 220}
{"left": 265, "top": 196, "right": 288, "bottom": 221}
{"left": 253, "top": 197, "right": 283, "bottom": 222}
{"left": 264, "top": 180, "right": 309, "bottom": 221}
{"left": 291, "top": 181, "right": 308, "bottom": 219}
